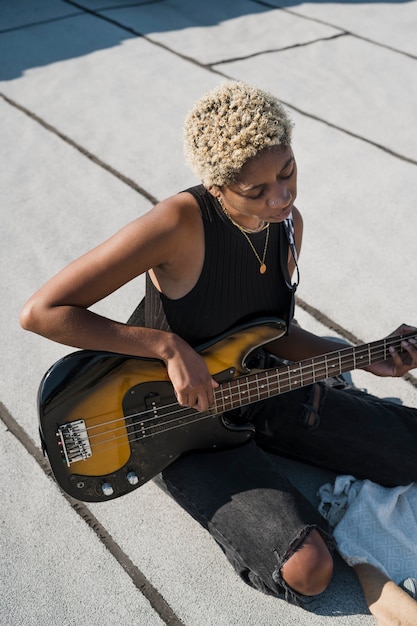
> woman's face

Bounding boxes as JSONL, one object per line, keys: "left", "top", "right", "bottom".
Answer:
{"left": 216, "top": 145, "right": 297, "bottom": 230}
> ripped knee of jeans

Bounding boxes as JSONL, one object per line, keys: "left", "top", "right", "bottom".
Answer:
{"left": 272, "top": 526, "right": 336, "bottom": 605}
{"left": 300, "top": 383, "right": 325, "bottom": 430}
{"left": 272, "top": 526, "right": 315, "bottom": 605}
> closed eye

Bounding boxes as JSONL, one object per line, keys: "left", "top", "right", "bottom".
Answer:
{"left": 280, "top": 161, "right": 295, "bottom": 180}
{"left": 246, "top": 188, "right": 266, "bottom": 200}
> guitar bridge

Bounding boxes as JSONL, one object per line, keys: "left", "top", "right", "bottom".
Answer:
{"left": 57, "top": 419, "right": 92, "bottom": 467}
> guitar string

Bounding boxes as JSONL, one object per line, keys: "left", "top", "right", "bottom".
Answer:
{"left": 84, "top": 338, "right": 388, "bottom": 438}
{"left": 81, "top": 337, "right": 411, "bottom": 445}
{"left": 83, "top": 342, "right": 408, "bottom": 456}
{"left": 69, "top": 336, "right": 414, "bottom": 456}
{"left": 81, "top": 364, "right": 396, "bottom": 454}
{"left": 83, "top": 335, "right": 408, "bottom": 438}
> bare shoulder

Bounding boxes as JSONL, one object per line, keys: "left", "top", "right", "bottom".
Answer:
{"left": 95, "top": 189, "right": 202, "bottom": 277}
{"left": 148, "top": 191, "right": 200, "bottom": 235}
{"left": 146, "top": 191, "right": 205, "bottom": 297}
{"left": 148, "top": 190, "right": 198, "bottom": 219}
{"left": 138, "top": 191, "right": 202, "bottom": 264}
{"left": 106, "top": 191, "right": 200, "bottom": 263}
{"left": 27, "top": 192, "right": 203, "bottom": 309}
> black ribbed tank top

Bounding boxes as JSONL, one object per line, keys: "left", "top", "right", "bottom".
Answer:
{"left": 144, "top": 185, "right": 294, "bottom": 346}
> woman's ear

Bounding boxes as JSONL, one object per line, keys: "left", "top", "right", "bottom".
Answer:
{"left": 207, "top": 185, "right": 221, "bottom": 198}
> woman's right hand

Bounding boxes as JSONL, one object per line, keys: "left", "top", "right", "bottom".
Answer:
{"left": 163, "top": 338, "right": 219, "bottom": 413}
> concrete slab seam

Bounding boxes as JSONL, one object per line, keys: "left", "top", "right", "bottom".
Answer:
{"left": 255, "top": 0, "right": 417, "bottom": 60}
{"left": 0, "top": 12, "right": 84, "bottom": 36}
{"left": 3, "top": 90, "right": 415, "bottom": 392}
{"left": 0, "top": 400, "right": 184, "bottom": 626}
{"left": 265, "top": 98, "right": 417, "bottom": 166}
{"left": 62, "top": 0, "right": 209, "bottom": 70}
{"left": 212, "top": 32, "right": 349, "bottom": 66}
{"left": 0, "top": 92, "right": 159, "bottom": 205}
{"left": 57, "top": 0, "right": 417, "bottom": 165}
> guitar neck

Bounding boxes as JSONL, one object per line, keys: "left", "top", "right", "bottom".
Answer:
{"left": 214, "top": 330, "right": 417, "bottom": 413}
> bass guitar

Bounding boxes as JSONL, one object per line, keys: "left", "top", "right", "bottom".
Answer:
{"left": 38, "top": 317, "right": 415, "bottom": 502}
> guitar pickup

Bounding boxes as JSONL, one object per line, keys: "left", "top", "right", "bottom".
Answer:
{"left": 57, "top": 419, "right": 92, "bottom": 467}
{"left": 144, "top": 392, "right": 160, "bottom": 410}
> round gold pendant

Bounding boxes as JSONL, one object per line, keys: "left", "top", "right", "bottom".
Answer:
{"left": 260, "top": 263, "right": 267, "bottom": 274}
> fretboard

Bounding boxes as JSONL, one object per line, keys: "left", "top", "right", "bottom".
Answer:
{"left": 213, "top": 330, "right": 416, "bottom": 413}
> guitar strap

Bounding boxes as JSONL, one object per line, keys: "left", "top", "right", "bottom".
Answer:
{"left": 282, "top": 215, "right": 300, "bottom": 326}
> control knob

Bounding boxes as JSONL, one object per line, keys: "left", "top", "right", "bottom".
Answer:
{"left": 127, "top": 471, "right": 139, "bottom": 485}
{"left": 101, "top": 482, "right": 114, "bottom": 496}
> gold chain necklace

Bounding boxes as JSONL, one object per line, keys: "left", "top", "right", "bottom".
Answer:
{"left": 218, "top": 198, "right": 270, "bottom": 274}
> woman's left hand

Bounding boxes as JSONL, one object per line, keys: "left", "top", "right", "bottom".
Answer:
{"left": 366, "top": 324, "right": 417, "bottom": 377}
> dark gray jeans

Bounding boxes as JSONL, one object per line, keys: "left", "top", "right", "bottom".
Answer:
{"left": 161, "top": 378, "right": 417, "bottom": 601}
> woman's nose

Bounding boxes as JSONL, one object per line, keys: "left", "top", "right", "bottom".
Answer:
{"left": 269, "top": 184, "right": 292, "bottom": 208}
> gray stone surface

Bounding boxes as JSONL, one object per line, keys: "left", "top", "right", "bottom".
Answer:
{"left": 268, "top": 0, "right": 417, "bottom": 56}
{"left": 1, "top": 1, "right": 417, "bottom": 625}
{"left": 0, "top": 423, "right": 165, "bottom": 626}
{"left": 0, "top": 0, "right": 79, "bottom": 31}
{"left": 217, "top": 35, "right": 417, "bottom": 160}
{"left": 97, "top": 0, "right": 343, "bottom": 65}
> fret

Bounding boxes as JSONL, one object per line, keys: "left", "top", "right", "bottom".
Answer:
{"left": 262, "top": 372, "right": 270, "bottom": 400}
{"left": 236, "top": 380, "right": 242, "bottom": 407}
{"left": 224, "top": 382, "right": 233, "bottom": 412}
{"left": 273, "top": 370, "right": 278, "bottom": 397}
{"left": 307, "top": 363, "right": 314, "bottom": 385}
{"left": 258, "top": 374, "right": 266, "bottom": 401}
{"left": 262, "top": 373, "right": 268, "bottom": 397}
{"left": 242, "top": 378, "right": 249, "bottom": 402}
{"left": 227, "top": 384, "right": 232, "bottom": 412}
{"left": 282, "top": 366, "right": 288, "bottom": 392}
{"left": 290, "top": 366, "right": 299, "bottom": 389}
{"left": 288, "top": 367, "right": 294, "bottom": 389}
{"left": 253, "top": 374, "right": 260, "bottom": 402}
{"left": 251, "top": 375, "right": 260, "bottom": 402}
{"left": 215, "top": 385, "right": 224, "bottom": 413}
{"left": 357, "top": 348, "right": 366, "bottom": 365}
{"left": 214, "top": 386, "right": 221, "bottom": 413}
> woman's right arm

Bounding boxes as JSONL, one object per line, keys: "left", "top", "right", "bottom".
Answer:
{"left": 20, "top": 196, "right": 218, "bottom": 411}
{"left": 21, "top": 203, "right": 176, "bottom": 357}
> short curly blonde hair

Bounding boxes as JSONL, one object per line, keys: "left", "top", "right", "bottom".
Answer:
{"left": 183, "top": 81, "right": 293, "bottom": 188}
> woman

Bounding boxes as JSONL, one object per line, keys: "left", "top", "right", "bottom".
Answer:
{"left": 20, "top": 82, "right": 417, "bottom": 608}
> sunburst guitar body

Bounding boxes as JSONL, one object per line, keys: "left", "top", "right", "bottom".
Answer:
{"left": 38, "top": 319, "right": 286, "bottom": 502}
{"left": 38, "top": 317, "right": 415, "bottom": 503}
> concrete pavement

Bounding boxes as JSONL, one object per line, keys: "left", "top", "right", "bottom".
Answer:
{"left": 1, "top": 1, "right": 417, "bottom": 624}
